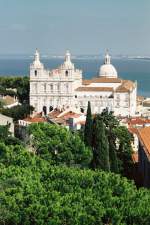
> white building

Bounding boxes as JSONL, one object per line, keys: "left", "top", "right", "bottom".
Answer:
{"left": 0, "top": 113, "right": 14, "bottom": 135}
{"left": 30, "top": 49, "right": 137, "bottom": 116}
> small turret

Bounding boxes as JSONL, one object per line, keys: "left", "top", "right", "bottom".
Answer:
{"left": 62, "top": 50, "right": 74, "bottom": 69}
{"left": 104, "top": 50, "right": 111, "bottom": 65}
{"left": 31, "top": 48, "right": 43, "bottom": 69}
{"left": 34, "top": 48, "right": 40, "bottom": 62}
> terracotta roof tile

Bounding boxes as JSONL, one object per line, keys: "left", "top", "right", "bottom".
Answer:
{"left": 116, "top": 80, "right": 135, "bottom": 93}
{"left": 82, "top": 80, "right": 92, "bottom": 85}
{"left": 24, "top": 117, "right": 47, "bottom": 123}
{"left": 128, "top": 118, "right": 150, "bottom": 126}
{"left": 138, "top": 127, "right": 150, "bottom": 156}
{"left": 128, "top": 127, "right": 138, "bottom": 135}
{"left": 75, "top": 87, "right": 113, "bottom": 92}
{"left": 91, "top": 77, "right": 122, "bottom": 83}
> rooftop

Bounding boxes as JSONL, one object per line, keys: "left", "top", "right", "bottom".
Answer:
{"left": 82, "top": 77, "right": 122, "bottom": 85}
{"left": 75, "top": 86, "right": 113, "bottom": 92}
{"left": 138, "top": 127, "right": 150, "bottom": 158}
{"left": 116, "top": 80, "right": 135, "bottom": 93}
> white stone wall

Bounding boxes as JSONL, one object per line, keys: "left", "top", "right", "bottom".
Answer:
{"left": 0, "top": 114, "right": 14, "bottom": 135}
{"left": 75, "top": 91, "right": 114, "bottom": 113}
{"left": 30, "top": 51, "right": 82, "bottom": 113}
{"left": 30, "top": 50, "right": 137, "bottom": 117}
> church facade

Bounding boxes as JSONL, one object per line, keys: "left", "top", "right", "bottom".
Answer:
{"left": 30, "top": 50, "right": 137, "bottom": 116}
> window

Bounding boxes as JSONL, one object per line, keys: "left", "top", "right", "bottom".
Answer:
{"left": 49, "top": 106, "right": 53, "bottom": 112}
{"left": 43, "top": 106, "right": 47, "bottom": 115}
{"left": 35, "top": 70, "right": 37, "bottom": 76}
{"left": 57, "top": 83, "right": 60, "bottom": 91}
{"left": 50, "top": 84, "right": 53, "bottom": 92}
{"left": 65, "top": 70, "right": 68, "bottom": 76}
{"left": 44, "top": 83, "right": 46, "bottom": 92}
{"left": 80, "top": 108, "right": 84, "bottom": 113}
{"left": 75, "top": 95, "right": 77, "bottom": 98}
{"left": 66, "top": 83, "right": 69, "bottom": 93}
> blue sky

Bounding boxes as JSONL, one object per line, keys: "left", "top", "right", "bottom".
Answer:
{"left": 0, "top": 0, "right": 149, "bottom": 55}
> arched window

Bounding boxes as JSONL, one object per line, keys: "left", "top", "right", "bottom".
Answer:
{"left": 35, "top": 83, "right": 37, "bottom": 93}
{"left": 80, "top": 108, "right": 84, "bottom": 113}
{"left": 57, "top": 83, "right": 60, "bottom": 91}
{"left": 65, "top": 70, "right": 68, "bottom": 76}
{"left": 44, "top": 83, "right": 46, "bottom": 92}
{"left": 35, "top": 70, "right": 37, "bottom": 76}
{"left": 50, "top": 84, "right": 53, "bottom": 92}
{"left": 43, "top": 106, "right": 47, "bottom": 115}
{"left": 49, "top": 106, "right": 53, "bottom": 112}
{"left": 65, "top": 83, "right": 69, "bottom": 93}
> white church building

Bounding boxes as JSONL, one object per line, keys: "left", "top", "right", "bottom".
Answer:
{"left": 30, "top": 49, "right": 137, "bottom": 116}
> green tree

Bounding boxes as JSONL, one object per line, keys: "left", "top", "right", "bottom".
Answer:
{"left": 114, "top": 126, "right": 133, "bottom": 177}
{"left": 84, "top": 101, "right": 93, "bottom": 147}
{"left": 0, "top": 141, "right": 150, "bottom": 224}
{"left": 28, "top": 123, "right": 92, "bottom": 168}
{"left": 0, "top": 104, "right": 34, "bottom": 121}
{"left": 92, "top": 117, "right": 110, "bottom": 171}
{"left": 97, "top": 109, "right": 133, "bottom": 175}
{"left": 0, "top": 76, "right": 29, "bottom": 104}
{"left": 0, "top": 125, "right": 10, "bottom": 141}
{"left": 108, "top": 135, "right": 119, "bottom": 173}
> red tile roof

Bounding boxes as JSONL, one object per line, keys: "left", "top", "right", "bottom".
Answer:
{"left": 116, "top": 80, "right": 135, "bottom": 93}
{"left": 128, "top": 127, "right": 138, "bottom": 135}
{"left": 82, "top": 77, "right": 122, "bottom": 85}
{"left": 24, "top": 117, "right": 47, "bottom": 123}
{"left": 138, "top": 127, "right": 150, "bottom": 156}
{"left": 75, "top": 87, "right": 113, "bottom": 92}
{"left": 91, "top": 77, "right": 122, "bottom": 83}
{"left": 128, "top": 118, "right": 150, "bottom": 126}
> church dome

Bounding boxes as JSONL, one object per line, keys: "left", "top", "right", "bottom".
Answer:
{"left": 99, "top": 52, "right": 118, "bottom": 78}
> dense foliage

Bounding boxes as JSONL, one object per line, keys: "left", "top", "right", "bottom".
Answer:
{"left": 0, "top": 76, "right": 29, "bottom": 104}
{"left": 84, "top": 108, "right": 133, "bottom": 176}
{"left": 28, "top": 123, "right": 92, "bottom": 168}
{"left": 0, "top": 104, "right": 34, "bottom": 121}
{"left": 0, "top": 122, "right": 149, "bottom": 224}
{"left": 0, "top": 141, "right": 150, "bottom": 225}
{"left": 92, "top": 117, "right": 110, "bottom": 171}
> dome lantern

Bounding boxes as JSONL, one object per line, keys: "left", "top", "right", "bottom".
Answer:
{"left": 99, "top": 51, "right": 118, "bottom": 78}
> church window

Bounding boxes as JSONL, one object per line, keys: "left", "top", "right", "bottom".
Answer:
{"left": 43, "top": 106, "right": 47, "bottom": 115}
{"left": 35, "top": 83, "right": 37, "bottom": 93}
{"left": 75, "top": 95, "right": 77, "bottom": 98}
{"left": 80, "top": 108, "right": 84, "bottom": 113}
{"left": 57, "top": 83, "right": 60, "bottom": 91}
{"left": 44, "top": 83, "right": 46, "bottom": 92}
{"left": 50, "top": 84, "right": 53, "bottom": 92}
{"left": 65, "top": 70, "right": 68, "bottom": 76}
{"left": 49, "top": 106, "right": 53, "bottom": 112}
{"left": 35, "top": 70, "right": 37, "bottom": 76}
{"left": 65, "top": 83, "right": 69, "bottom": 93}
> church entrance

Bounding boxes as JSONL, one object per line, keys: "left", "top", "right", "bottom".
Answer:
{"left": 49, "top": 106, "right": 53, "bottom": 112}
{"left": 43, "top": 106, "right": 47, "bottom": 115}
{"left": 80, "top": 108, "right": 84, "bottom": 113}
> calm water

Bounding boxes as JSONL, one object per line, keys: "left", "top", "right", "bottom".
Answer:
{"left": 0, "top": 58, "right": 149, "bottom": 97}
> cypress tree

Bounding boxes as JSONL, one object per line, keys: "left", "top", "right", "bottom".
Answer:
{"left": 109, "top": 138, "right": 119, "bottom": 173}
{"left": 92, "top": 117, "right": 110, "bottom": 171}
{"left": 84, "top": 101, "right": 93, "bottom": 147}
